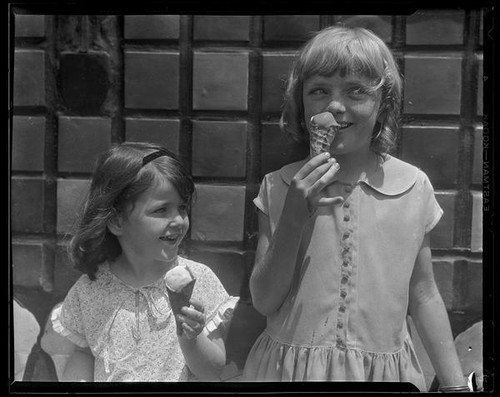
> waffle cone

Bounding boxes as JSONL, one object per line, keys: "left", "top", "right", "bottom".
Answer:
{"left": 167, "top": 279, "right": 196, "bottom": 334}
{"left": 309, "top": 112, "right": 340, "bottom": 157}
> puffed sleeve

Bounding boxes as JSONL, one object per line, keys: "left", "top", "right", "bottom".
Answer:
{"left": 253, "top": 175, "right": 269, "bottom": 215}
{"left": 51, "top": 278, "right": 89, "bottom": 348}
{"left": 189, "top": 263, "right": 239, "bottom": 336}
{"left": 420, "top": 171, "right": 444, "bottom": 234}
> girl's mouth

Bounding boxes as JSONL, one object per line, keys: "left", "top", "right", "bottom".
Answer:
{"left": 159, "top": 234, "right": 182, "bottom": 244}
{"left": 338, "top": 122, "right": 353, "bottom": 130}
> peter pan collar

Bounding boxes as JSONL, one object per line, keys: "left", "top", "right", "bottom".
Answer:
{"left": 279, "top": 154, "right": 419, "bottom": 196}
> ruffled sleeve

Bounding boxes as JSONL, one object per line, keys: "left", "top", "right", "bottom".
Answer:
{"left": 184, "top": 259, "right": 239, "bottom": 336}
{"left": 51, "top": 279, "right": 89, "bottom": 348}
{"left": 253, "top": 175, "right": 269, "bottom": 215}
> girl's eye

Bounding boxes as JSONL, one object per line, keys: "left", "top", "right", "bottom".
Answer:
{"left": 178, "top": 204, "right": 188, "bottom": 213}
{"left": 348, "top": 86, "right": 371, "bottom": 97}
{"left": 309, "top": 87, "right": 328, "bottom": 96}
{"left": 154, "top": 207, "right": 167, "bottom": 213}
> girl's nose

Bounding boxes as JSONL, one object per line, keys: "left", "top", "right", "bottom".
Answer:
{"left": 327, "top": 98, "right": 346, "bottom": 114}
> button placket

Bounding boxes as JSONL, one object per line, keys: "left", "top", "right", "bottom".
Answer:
{"left": 336, "top": 183, "right": 355, "bottom": 349}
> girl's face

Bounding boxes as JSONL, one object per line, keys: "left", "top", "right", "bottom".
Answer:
{"left": 302, "top": 71, "right": 382, "bottom": 156}
{"left": 114, "top": 179, "right": 189, "bottom": 265}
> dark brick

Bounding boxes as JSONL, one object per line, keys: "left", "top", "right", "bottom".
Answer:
{"left": 192, "top": 52, "right": 249, "bottom": 111}
{"left": 187, "top": 248, "right": 247, "bottom": 297}
{"left": 125, "top": 51, "right": 179, "bottom": 109}
{"left": 13, "top": 50, "right": 45, "bottom": 107}
{"left": 406, "top": 10, "right": 465, "bottom": 45}
{"left": 11, "top": 116, "right": 45, "bottom": 172}
{"left": 263, "top": 15, "right": 320, "bottom": 42}
{"left": 431, "top": 191, "right": 456, "bottom": 249}
{"left": 124, "top": 15, "right": 180, "bottom": 39}
{"left": 11, "top": 177, "right": 44, "bottom": 233}
{"left": 192, "top": 120, "right": 247, "bottom": 178}
{"left": 336, "top": 15, "right": 392, "bottom": 43}
{"left": 57, "top": 116, "right": 111, "bottom": 173}
{"left": 53, "top": 243, "right": 82, "bottom": 297}
{"left": 12, "top": 242, "right": 44, "bottom": 287}
{"left": 262, "top": 53, "right": 295, "bottom": 114}
{"left": 14, "top": 14, "right": 45, "bottom": 37}
{"left": 193, "top": 16, "right": 250, "bottom": 41}
{"left": 125, "top": 118, "right": 181, "bottom": 156}
{"left": 190, "top": 184, "right": 246, "bottom": 242}
{"left": 260, "top": 122, "right": 308, "bottom": 176}
{"left": 56, "top": 178, "right": 91, "bottom": 234}
{"left": 470, "top": 191, "right": 482, "bottom": 253}
{"left": 404, "top": 54, "right": 462, "bottom": 115}
{"left": 59, "top": 52, "right": 110, "bottom": 115}
{"left": 462, "top": 260, "right": 482, "bottom": 315}
{"left": 400, "top": 124, "right": 459, "bottom": 186}
{"left": 472, "top": 126, "right": 483, "bottom": 185}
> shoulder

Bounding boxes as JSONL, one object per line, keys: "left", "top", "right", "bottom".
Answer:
{"left": 178, "top": 256, "right": 214, "bottom": 280}
{"left": 363, "top": 154, "right": 427, "bottom": 196}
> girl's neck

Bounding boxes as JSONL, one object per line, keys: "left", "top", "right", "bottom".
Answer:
{"left": 333, "top": 150, "right": 380, "bottom": 183}
{"left": 110, "top": 254, "right": 178, "bottom": 288}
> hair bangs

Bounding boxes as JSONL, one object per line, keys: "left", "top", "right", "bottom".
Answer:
{"left": 301, "top": 29, "right": 387, "bottom": 87}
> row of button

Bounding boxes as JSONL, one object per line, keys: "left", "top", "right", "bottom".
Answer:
{"left": 336, "top": 184, "right": 354, "bottom": 349}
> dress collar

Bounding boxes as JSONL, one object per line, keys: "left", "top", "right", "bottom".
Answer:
{"left": 279, "top": 154, "right": 419, "bottom": 196}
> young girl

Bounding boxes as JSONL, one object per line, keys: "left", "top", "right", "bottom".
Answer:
{"left": 242, "top": 26, "right": 469, "bottom": 391}
{"left": 49, "top": 142, "right": 238, "bottom": 382}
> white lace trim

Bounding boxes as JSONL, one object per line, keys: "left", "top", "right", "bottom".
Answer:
{"left": 205, "top": 296, "right": 239, "bottom": 333}
{"left": 51, "top": 304, "right": 89, "bottom": 348}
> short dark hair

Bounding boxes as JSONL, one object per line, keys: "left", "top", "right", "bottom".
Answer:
{"left": 69, "top": 142, "right": 195, "bottom": 280}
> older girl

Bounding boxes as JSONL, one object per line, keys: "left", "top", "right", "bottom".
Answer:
{"left": 243, "top": 25, "right": 468, "bottom": 392}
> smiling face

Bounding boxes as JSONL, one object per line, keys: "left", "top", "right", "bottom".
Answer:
{"left": 302, "top": 71, "right": 382, "bottom": 157}
{"left": 111, "top": 179, "right": 189, "bottom": 266}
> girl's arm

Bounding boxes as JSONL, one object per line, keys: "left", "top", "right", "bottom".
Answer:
{"left": 178, "top": 326, "right": 226, "bottom": 380}
{"left": 61, "top": 346, "right": 94, "bottom": 382}
{"left": 408, "top": 233, "right": 468, "bottom": 389}
{"left": 177, "top": 300, "right": 226, "bottom": 380}
{"left": 250, "top": 154, "right": 342, "bottom": 316}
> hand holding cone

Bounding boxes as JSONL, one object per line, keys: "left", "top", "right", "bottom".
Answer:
{"left": 165, "top": 265, "right": 196, "bottom": 335}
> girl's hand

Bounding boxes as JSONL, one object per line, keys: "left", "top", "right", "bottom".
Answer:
{"left": 176, "top": 298, "right": 206, "bottom": 340}
{"left": 289, "top": 152, "right": 343, "bottom": 217}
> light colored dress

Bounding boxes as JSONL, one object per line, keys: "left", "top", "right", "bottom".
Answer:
{"left": 243, "top": 154, "right": 443, "bottom": 390}
{"left": 52, "top": 256, "right": 238, "bottom": 381}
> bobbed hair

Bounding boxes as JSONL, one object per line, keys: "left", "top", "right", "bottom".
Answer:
{"left": 280, "top": 24, "right": 403, "bottom": 155}
{"left": 68, "top": 142, "right": 195, "bottom": 280}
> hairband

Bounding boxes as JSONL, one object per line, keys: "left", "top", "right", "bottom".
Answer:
{"left": 142, "top": 149, "right": 170, "bottom": 167}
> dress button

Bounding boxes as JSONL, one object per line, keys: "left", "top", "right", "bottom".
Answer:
{"left": 340, "top": 290, "right": 347, "bottom": 298}
{"left": 342, "top": 260, "right": 349, "bottom": 267}
{"left": 336, "top": 337, "right": 345, "bottom": 348}
{"left": 342, "top": 247, "right": 350, "bottom": 255}
{"left": 341, "top": 276, "right": 348, "bottom": 284}
{"left": 342, "top": 232, "right": 350, "bottom": 240}
{"left": 337, "top": 321, "right": 343, "bottom": 329}
{"left": 339, "top": 305, "right": 346, "bottom": 313}
{"left": 344, "top": 215, "right": 350, "bottom": 222}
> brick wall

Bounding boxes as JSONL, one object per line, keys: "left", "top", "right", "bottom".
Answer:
{"left": 10, "top": 11, "right": 486, "bottom": 381}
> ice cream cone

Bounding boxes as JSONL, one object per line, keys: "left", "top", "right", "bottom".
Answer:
{"left": 309, "top": 112, "right": 340, "bottom": 157}
{"left": 165, "top": 265, "right": 196, "bottom": 334}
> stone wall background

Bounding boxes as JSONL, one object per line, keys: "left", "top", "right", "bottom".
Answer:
{"left": 10, "top": 9, "right": 487, "bottom": 383}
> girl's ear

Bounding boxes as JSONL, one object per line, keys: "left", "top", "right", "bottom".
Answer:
{"left": 107, "top": 210, "right": 124, "bottom": 236}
